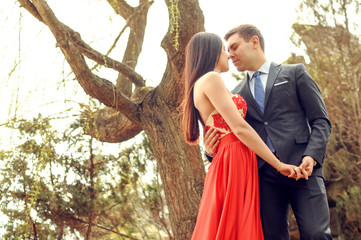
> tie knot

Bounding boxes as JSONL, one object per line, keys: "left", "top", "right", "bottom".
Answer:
{"left": 254, "top": 71, "right": 261, "bottom": 78}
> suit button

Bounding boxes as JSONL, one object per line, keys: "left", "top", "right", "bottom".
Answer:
{"left": 264, "top": 122, "right": 268, "bottom": 126}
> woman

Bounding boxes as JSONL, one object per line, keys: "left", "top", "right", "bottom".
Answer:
{"left": 182, "top": 32, "right": 297, "bottom": 239}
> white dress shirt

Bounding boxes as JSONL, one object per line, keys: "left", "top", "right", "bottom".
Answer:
{"left": 248, "top": 60, "right": 271, "bottom": 97}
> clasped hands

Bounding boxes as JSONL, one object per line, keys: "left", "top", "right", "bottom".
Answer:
{"left": 279, "top": 156, "right": 314, "bottom": 180}
{"left": 204, "top": 128, "right": 314, "bottom": 181}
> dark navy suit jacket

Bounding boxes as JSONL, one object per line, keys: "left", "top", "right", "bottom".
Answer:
{"left": 231, "top": 62, "right": 331, "bottom": 177}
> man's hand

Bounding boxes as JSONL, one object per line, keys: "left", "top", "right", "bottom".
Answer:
{"left": 204, "top": 127, "right": 220, "bottom": 156}
{"left": 298, "top": 156, "right": 315, "bottom": 179}
{"left": 290, "top": 156, "right": 315, "bottom": 180}
{"left": 291, "top": 166, "right": 308, "bottom": 180}
{"left": 288, "top": 156, "right": 315, "bottom": 180}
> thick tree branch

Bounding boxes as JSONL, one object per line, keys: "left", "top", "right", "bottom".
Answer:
{"left": 106, "top": 0, "right": 154, "bottom": 22}
{"left": 69, "top": 29, "right": 145, "bottom": 88}
{"left": 158, "top": 0, "right": 205, "bottom": 108}
{"left": 69, "top": 1, "right": 153, "bottom": 88}
{"left": 81, "top": 86, "right": 153, "bottom": 142}
{"left": 110, "top": 0, "right": 154, "bottom": 96}
{"left": 17, "top": 0, "right": 42, "bottom": 22}
{"left": 82, "top": 106, "right": 143, "bottom": 143}
{"left": 18, "top": 0, "right": 145, "bottom": 88}
{"left": 89, "top": 20, "right": 130, "bottom": 72}
{"left": 106, "top": 0, "right": 132, "bottom": 18}
{"left": 23, "top": 0, "right": 142, "bottom": 125}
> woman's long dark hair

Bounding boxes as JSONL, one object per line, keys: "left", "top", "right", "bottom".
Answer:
{"left": 182, "top": 32, "right": 222, "bottom": 144}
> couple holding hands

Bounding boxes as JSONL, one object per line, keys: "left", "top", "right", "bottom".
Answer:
{"left": 182, "top": 24, "right": 332, "bottom": 239}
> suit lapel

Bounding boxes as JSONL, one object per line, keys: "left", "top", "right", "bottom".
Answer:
{"left": 264, "top": 62, "right": 281, "bottom": 110}
{"left": 233, "top": 63, "right": 282, "bottom": 116}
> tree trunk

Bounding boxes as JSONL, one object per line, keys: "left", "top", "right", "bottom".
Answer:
{"left": 17, "top": 0, "right": 206, "bottom": 238}
{"left": 141, "top": 90, "right": 205, "bottom": 239}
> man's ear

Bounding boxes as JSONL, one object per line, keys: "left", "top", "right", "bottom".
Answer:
{"left": 251, "top": 35, "right": 260, "bottom": 49}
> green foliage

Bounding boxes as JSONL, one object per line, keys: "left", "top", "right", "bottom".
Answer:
{"left": 0, "top": 115, "right": 171, "bottom": 239}
{"left": 169, "top": 0, "right": 180, "bottom": 51}
{"left": 231, "top": 72, "right": 246, "bottom": 82}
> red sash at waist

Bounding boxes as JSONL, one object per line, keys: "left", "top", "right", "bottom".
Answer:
{"left": 218, "top": 133, "right": 240, "bottom": 148}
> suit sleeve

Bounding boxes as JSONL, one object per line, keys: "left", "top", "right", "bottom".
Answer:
{"left": 296, "top": 64, "right": 332, "bottom": 167}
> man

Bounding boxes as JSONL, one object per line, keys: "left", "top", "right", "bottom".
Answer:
{"left": 204, "top": 24, "right": 332, "bottom": 239}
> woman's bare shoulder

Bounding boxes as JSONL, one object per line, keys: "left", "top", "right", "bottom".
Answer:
{"left": 198, "top": 71, "right": 223, "bottom": 85}
{"left": 195, "top": 71, "right": 226, "bottom": 95}
{"left": 203, "top": 71, "right": 221, "bottom": 79}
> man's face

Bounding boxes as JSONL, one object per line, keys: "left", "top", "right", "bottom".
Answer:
{"left": 227, "top": 33, "right": 253, "bottom": 72}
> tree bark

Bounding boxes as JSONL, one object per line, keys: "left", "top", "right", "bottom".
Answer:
{"left": 141, "top": 90, "right": 205, "bottom": 239}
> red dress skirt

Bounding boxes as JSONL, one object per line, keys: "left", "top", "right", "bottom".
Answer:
{"left": 191, "top": 133, "right": 264, "bottom": 240}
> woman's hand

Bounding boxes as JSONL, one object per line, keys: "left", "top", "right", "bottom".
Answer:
{"left": 204, "top": 127, "right": 220, "bottom": 156}
{"left": 277, "top": 163, "right": 301, "bottom": 180}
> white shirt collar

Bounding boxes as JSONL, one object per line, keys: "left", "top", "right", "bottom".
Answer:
{"left": 248, "top": 60, "right": 271, "bottom": 79}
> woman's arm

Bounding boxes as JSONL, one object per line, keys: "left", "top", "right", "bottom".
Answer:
{"left": 200, "top": 72, "right": 298, "bottom": 177}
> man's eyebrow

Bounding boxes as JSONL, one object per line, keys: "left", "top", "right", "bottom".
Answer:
{"left": 228, "top": 42, "right": 236, "bottom": 51}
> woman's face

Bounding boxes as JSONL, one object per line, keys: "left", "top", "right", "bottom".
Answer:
{"left": 214, "top": 43, "right": 230, "bottom": 73}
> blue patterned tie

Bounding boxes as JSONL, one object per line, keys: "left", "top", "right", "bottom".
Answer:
{"left": 254, "top": 71, "right": 275, "bottom": 152}
{"left": 254, "top": 71, "right": 265, "bottom": 113}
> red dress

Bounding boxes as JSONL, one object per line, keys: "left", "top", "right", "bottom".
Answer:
{"left": 191, "top": 94, "right": 264, "bottom": 240}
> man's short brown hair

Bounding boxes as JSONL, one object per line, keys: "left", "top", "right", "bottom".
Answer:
{"left": 224, "top": 24, "right": 265, "bottom": 52}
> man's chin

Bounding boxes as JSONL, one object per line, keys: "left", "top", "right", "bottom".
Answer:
{"left": 236, "top": 66, "right": 245, "bottom": 72}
